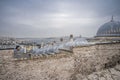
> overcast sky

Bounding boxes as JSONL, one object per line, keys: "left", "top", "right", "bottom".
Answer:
{"left": 0, "top": 0, "right": 120, "bottom": 38}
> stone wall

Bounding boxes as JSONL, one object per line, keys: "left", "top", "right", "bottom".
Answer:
{"left": 0, "top": 43, "right": 120, "bottom": 80}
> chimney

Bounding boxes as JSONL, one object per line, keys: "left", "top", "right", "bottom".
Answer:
{"left": 60, "top": 38, "right": 63, "bottom": 42}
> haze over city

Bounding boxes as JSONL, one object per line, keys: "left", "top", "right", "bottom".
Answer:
{"left": 0, "top": 0, "right": 120, "bottom": 38}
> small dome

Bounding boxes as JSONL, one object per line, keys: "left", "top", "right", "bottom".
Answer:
{"left": 96, "top": 16, "right": 120, "bottom": 37}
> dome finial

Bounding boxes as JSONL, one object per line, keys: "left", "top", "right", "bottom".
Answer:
{"left": 111, "top": 15, "right": 114, "bottom": 22}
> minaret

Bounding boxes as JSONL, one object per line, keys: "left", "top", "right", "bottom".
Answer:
{"left": 111, "top": 15, "right": 114, "bottom": 22}
{"left": 69, "top": 34, "right": 73, "bottom": 42}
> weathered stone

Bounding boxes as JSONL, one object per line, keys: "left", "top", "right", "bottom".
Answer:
{"left": 87, "top": 74, "right": 99, "bottom": 80}
{"left": 115, "top": 65, "right": 120, "bottom": 71}
{"left": 109, "top": 68, "right": 120, "bottom": 76}
{"left": 0, "top": 43, "right": 120, "bottom": 80}
{"left": 99, "top": 77, "right": 106, "bottom": 80}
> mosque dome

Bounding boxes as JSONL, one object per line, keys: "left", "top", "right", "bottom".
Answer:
{"left": 96, "top": 16, "right": 120, "bottom": 37}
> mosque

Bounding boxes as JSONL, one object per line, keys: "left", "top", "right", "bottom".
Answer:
{"left": 96, "top": 16, "right": 120, "bottom": 38}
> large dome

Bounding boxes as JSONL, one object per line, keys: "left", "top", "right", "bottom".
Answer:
{"left": 96, "top": 17, "right": 120, "bottom": 37}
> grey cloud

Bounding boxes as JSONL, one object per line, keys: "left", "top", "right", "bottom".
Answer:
{"left": 0, "top": 0, "right": 120, "bottom": 38}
